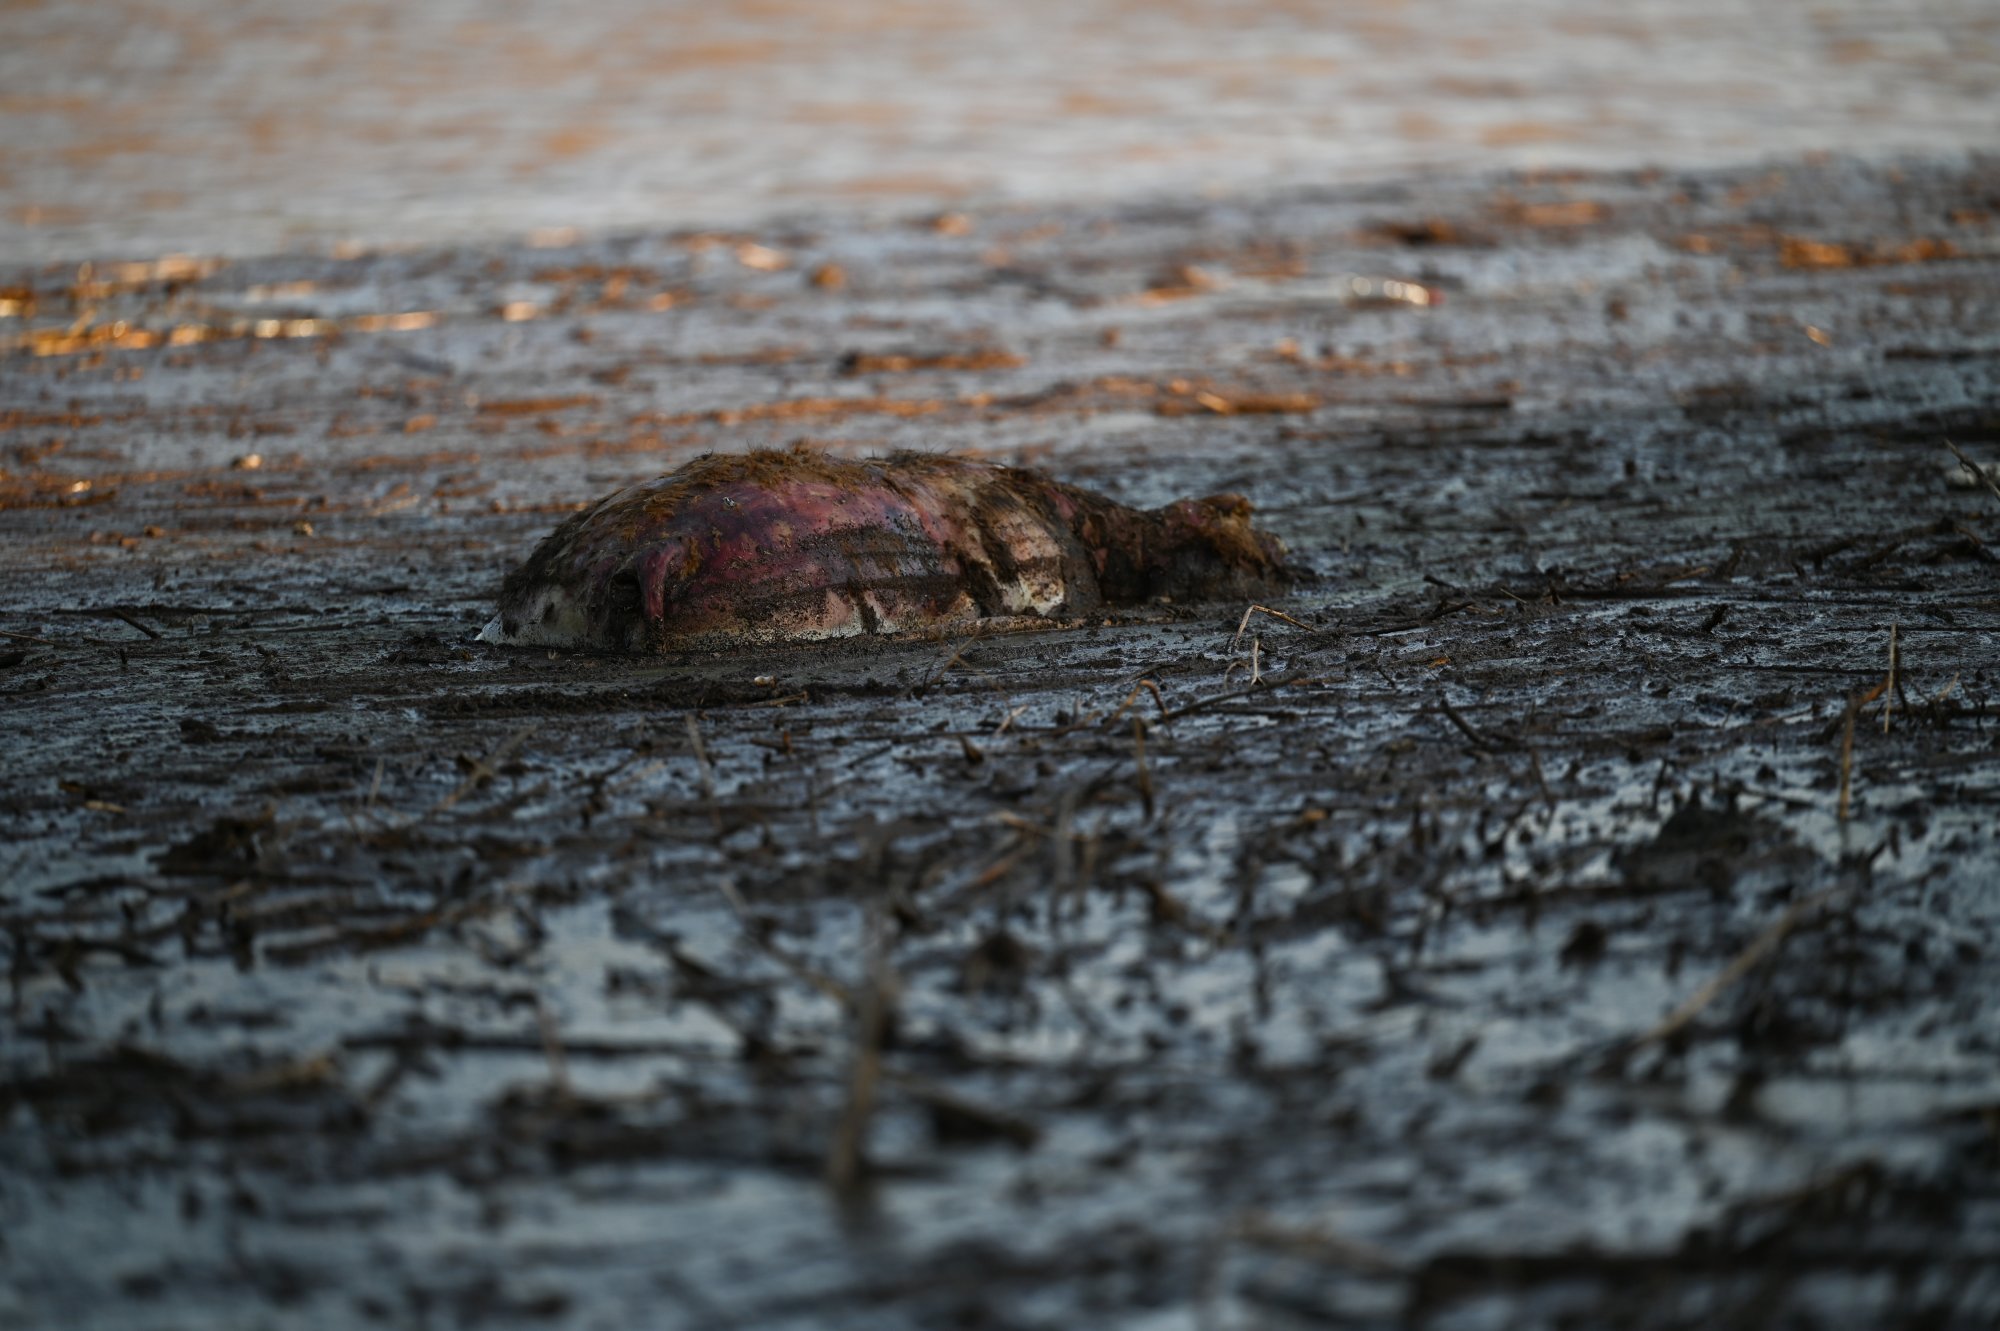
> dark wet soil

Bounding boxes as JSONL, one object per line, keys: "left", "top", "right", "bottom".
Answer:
{"left": 4, "top": 155, "right": 2000, "bottom": 1329}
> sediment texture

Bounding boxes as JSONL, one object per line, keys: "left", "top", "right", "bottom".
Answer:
{"left": 4, "top": 158, "right": 1999, "bottom": 1330}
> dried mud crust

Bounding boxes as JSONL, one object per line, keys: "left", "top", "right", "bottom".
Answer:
{"left": 4, "top": 157, "right": 2000, "bottom": 1329}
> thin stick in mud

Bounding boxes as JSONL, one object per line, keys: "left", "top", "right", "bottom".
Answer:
{"left": 1625, "top": 884, "right": 1849, "bottom": 1053}
{"left": 1230, "top": 603, "right": 1308, "bottom": 651}
{"left": 1945, "top": 439, "right": 2000, "bottom": 508}
{"left": 686, "top": 713, "right": 722, "bottom": 835}
{"left": 1882, "top": 622, "right": 1899, "bottom": 734}
{"left": 827, "top": 927, "right": 893, "bottom": 1194}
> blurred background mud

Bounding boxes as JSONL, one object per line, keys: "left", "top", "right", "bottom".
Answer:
{"left": 3, "top": 0, "right": 1998, "bottom": 261}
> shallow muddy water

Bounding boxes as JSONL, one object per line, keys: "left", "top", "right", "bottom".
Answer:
{"left": 3, "top": 155, "right": 2000, "bottom": 1327}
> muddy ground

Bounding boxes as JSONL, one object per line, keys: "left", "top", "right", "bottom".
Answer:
{"left": 3, "top": 155, "right": 1999, "bottom": 1328}
{"left": 10, "top": 1, "right": 1997, "bottom": 263}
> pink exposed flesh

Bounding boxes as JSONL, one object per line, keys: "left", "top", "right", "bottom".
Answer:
{"left": 487, "top": 451, "right": 1290, "bottom": 651}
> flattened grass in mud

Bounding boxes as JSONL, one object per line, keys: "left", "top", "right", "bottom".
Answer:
{"left": 4, "top": 156, "right": 2000, "bottom": 1329}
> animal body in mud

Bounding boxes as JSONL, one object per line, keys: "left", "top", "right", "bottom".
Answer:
{"left": 484, "top": 450, "right": 1291, "bottom": 651}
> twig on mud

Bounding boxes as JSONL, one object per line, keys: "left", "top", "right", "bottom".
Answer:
{"left": 263, "top": 893, "right": 508, "bottom": 964}
{"left": 1737, "top": 785, "right": 1820, "bottom": 811}
{"left": 0, "top": 628, "right": 59, "bottom": 646}
{"left": 1104, "top": 677, "right": 1171, "bottom": 730}
{"left": 1437, "top": 691, "right": 1520, "bottom": 752}
{"left": 432, "top": 723, "right": 539, "bottom": 815}
{"left": 992, "top": 702, "right": 1030, "bottom": 736}
{"left": 685, "top": 713, "right": 722, "bottom": 835}
{"left": 104, "top": 608, "right": 161, "bottom": 640}
{"left": 1132, "top": 717, "right": 1155, "bottom": 820}
{"left": 1230, "top": 1213, "right": 1405, "bottom": 1277}
{"left": 1156, "top": 672, "right": 1303, "bottom": 723}
{"left": 926, "top": 635, "right": 979, "bottom": 687}
{"left": 1623, "top": 883, "right": 1849, "bottom": 1053}
{"left": 974, "top": 837, "right": 1030, "bottom": 889}
{"left": 992, "top": 811, "right": 1056, "bottom": 837}
{"left": 1524, "top": 744, "right": 1556, "bottom": 811}
{"left": 1437, "top": 692, "right": 1489, "bottom": 747}
{"left": 827, "top": 915, "right": 894, "bottom": 1194}
{"left": 1881, "top": 622, "right": 1899, "bottom": 733}
{"left": 219, "top": 1050, "right": 343, "bottom": 1096}
{"left": 1051, "top": 783, "right": 1081, "bottom": 905}
{"left": 1224, "top": 634, "right": 1264, "bottom": 686}
{"left": 1230, "top": 603, "right": 1308, "bottom": 651}
{"left": 1134, "top": 879, "right": 1229, "bottom": 943}
{"left": 714, "top": 876, "right": 854, "bottom": 1009}
{"left": 922, "top": 633, "right": 1014, "bottom": 712}
{"left": 1838, "top": 699, "right": 1859, "bottom": 821}
{"left": 602, "top": 758, "right": 667, "bottom": 796}
{"left": 1838, "top": 627, "right": 1899, "bottom": 817}
{"left": 1070, "top": 823, "right": 1102, "bottom": 916}
{"left": 1040, "top": 679, "right": 1152, "bottom": 739}
{"left": 746, "top": 691, "right": 811, "bottom": 708}
{"left": 1046, "top": 674, "right": 1295, "bottom": 738}
{"left": 536, "top": 997, "right": 572, "bottom": 1104}
{"left": 1945, "top": 438, "right": 2000, "bottom": 508}
{"left": 882, "top": 1071, "right": 1041, "bottom": 1149}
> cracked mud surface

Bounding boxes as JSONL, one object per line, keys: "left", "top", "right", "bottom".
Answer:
{"left": 4, "top": 156, "right": 2000, "bottom": 1328}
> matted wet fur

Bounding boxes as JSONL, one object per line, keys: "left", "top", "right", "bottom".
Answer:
{"left": 484, "top": 450, "right": 1292, "bottom": 650}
